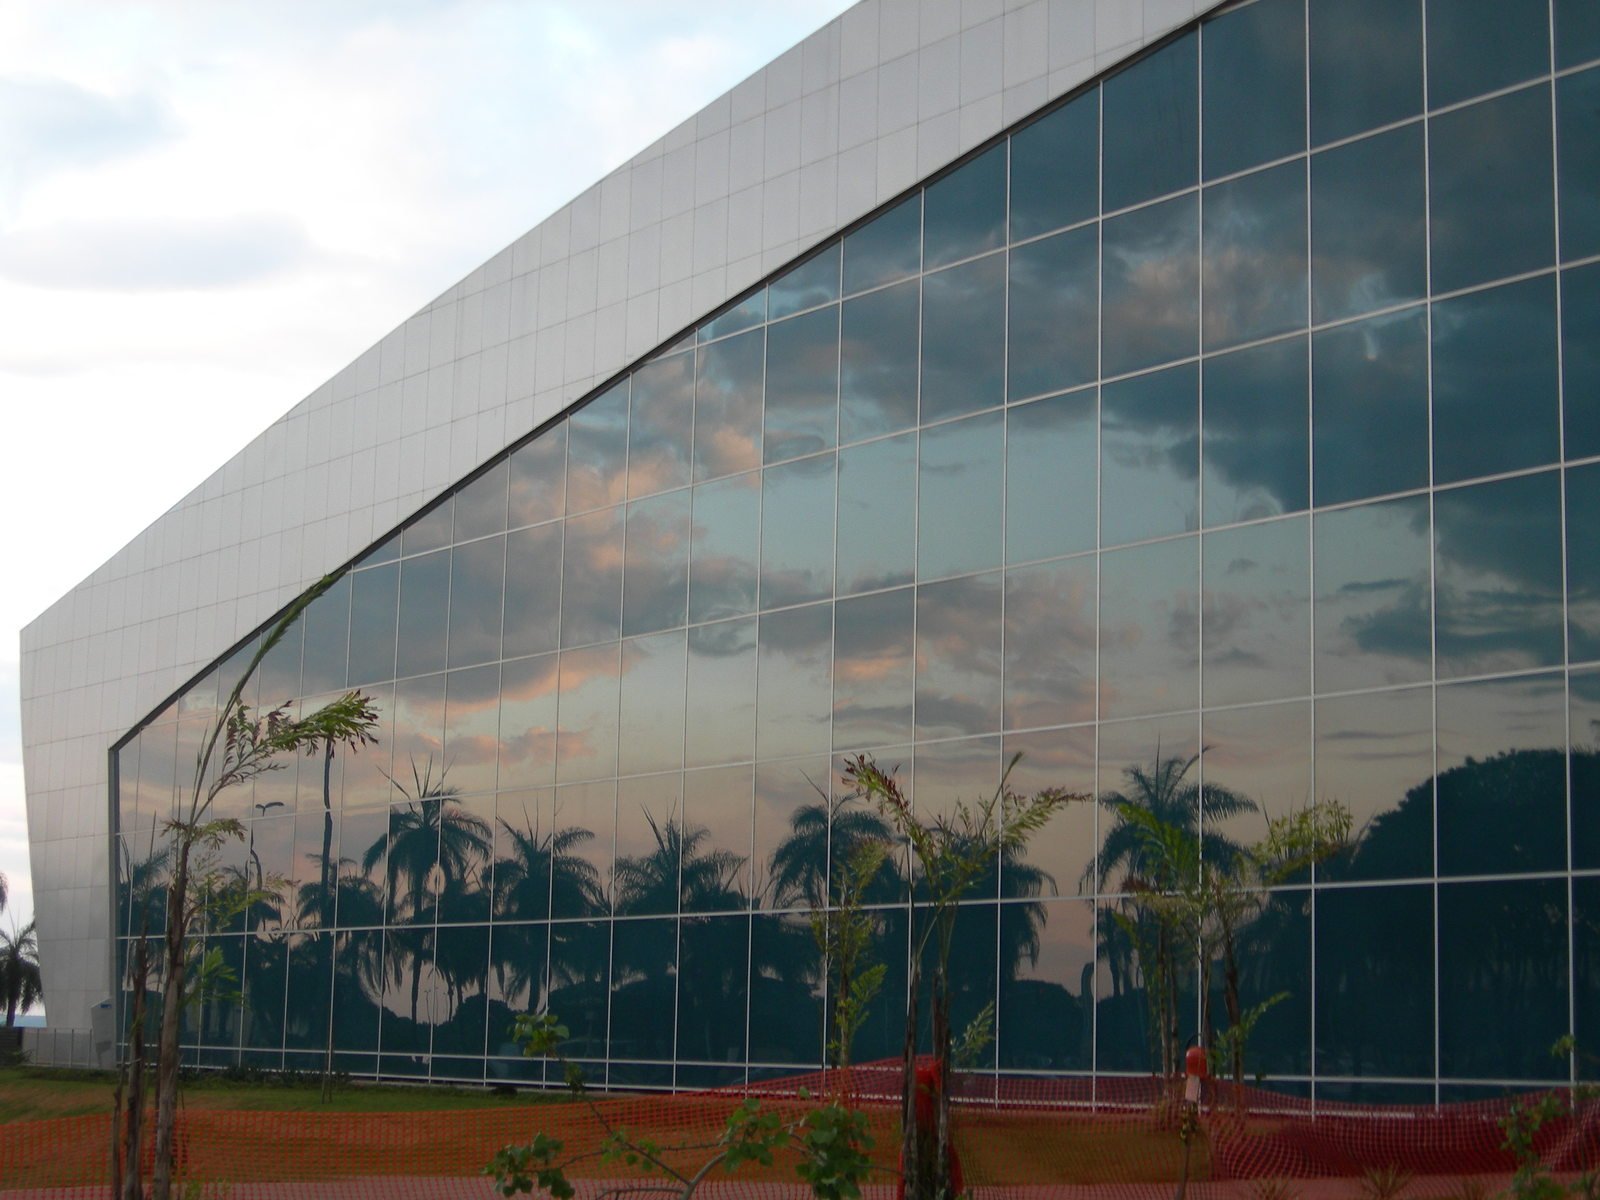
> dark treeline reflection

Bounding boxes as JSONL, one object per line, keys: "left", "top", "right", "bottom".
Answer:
{"left": 124, "top": 729, "right": 1594, "bottom": 1082}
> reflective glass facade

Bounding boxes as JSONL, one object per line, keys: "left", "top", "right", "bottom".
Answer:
{"left": 114, "top": 0, "right": 1600, "bottom": 1097}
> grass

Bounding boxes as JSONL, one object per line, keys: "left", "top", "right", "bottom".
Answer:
{"left": 0, "top": 1066, "right": 563, "bottom": 1124}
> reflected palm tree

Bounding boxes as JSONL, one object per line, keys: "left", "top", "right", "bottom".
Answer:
{"left": 363, "top": 760, "right": 491, "bottom": 1024}
{"left": 615, "top": 816, "right": 747, "bottom": 915}
{"left": 491, "top": 817, "right": 604, "bottom": 1007}
{"left": 765, "top": 798, "right": 900, "bottom": 909}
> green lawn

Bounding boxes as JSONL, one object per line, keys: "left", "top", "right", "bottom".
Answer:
{"left": 0, "top": 1066, "right": 560, "bottom": 1124}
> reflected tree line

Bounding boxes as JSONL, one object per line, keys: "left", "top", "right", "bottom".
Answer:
{"left": 119, "top": 738, "right": 1595, "bottom": 1083}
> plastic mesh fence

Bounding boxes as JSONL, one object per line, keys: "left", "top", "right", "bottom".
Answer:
{"left": 4, "top": 1063, "right": 1596, "bottom": 1199}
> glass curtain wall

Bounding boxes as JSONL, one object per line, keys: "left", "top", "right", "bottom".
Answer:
{"left": 114, "top": 0, "right": 1600, "bottom": 1100}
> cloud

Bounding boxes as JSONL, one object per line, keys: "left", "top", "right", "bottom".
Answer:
{"left": 0, "top": 76, "right": 177, "bottom": 211}
{"left": 0, "top": 214, "right": 320, "bottom": 290}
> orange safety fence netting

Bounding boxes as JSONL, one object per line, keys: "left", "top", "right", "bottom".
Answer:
{"left": 3, "top": 1063, "right": 1596, "bottom": 1200}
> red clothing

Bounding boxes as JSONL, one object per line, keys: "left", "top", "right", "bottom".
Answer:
{"left": 896, "top": 1062, "right": 965, "bottom": 1199}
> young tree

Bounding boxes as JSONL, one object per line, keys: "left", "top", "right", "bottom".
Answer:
{"left": 121, "top": 575, "right": 379, "bottom": 1200}
{"left": 842, "top": 753, "right": 1084, "bottom": 1200}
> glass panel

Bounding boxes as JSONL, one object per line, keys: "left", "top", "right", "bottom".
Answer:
{"left": 1315, "top": 883, "right": 1434, "bottom": 1078}
{"left": 556, "top": 643, "right": 620, "bottom": 784}
{"left": 1432, "top": 275, "right": 1560, "bottom": 485}
{"left": 1001, "top": 726, "right": 1096, "bottom": 896}
{"left": 560, "top": 506, "right": 623, "bottom": 649}
{"left": 689, "top": 471, "right": 760, "bottom": 623}
{"left": 245, "top": 817, "right": 294, "bottom": 931}
{"left": 924, "top": 144, "right": 1006, "bottom": 270}
{"left": 1558, "top": 67, "right": 1600, "bottom": 263}
{"left": 331, "top": 929, "right": 382, "bottom": 1054}
{"left": 1437, "top": 673, "right": 1567, "bottom": 876}
{"left": 503, "top": 522, "right": 562, "bottom": 659}
{"left": 1201, "top": 516, "right": 1310, "bottom": 707}
{"left": 391, "top": 673, "right": 447, "bottom": 815}
{"left": 1004, "top": 558, "right": 1097, "bottom": 731}
{"left": 340, "top": 684, "right": 394, "bottom": 808}
{"left": 443, "top": 664, "right": 500, "bottom": 799}
{"left": 615, "top": 774, "right": 680, "bottom": 915}
{"left": 454, "top": 460, "right": 508, "bottom": 543}
{"left": 1101, "top": 363, "right": 1199, "bottom": 546}
{"left": 1314, "top": 495, "right": 1432, "bottom": 693}
{"left": 430, "top": 924, "right": 489, "bottom": 1057}
{"left": 283, "top": 933, "right": 331, "bottom": 1052}
{"left": 257, "top": 619, "right": 300, "bottom": 710}
{"left": 1310, "top": 125, "right": 1428, "bottom": 324}
{"left": 842, "top": 193, "right": 920, "bottom": 295}
{"left": 1102, "top": 32, "right": 1197, "bottom": 212}
{"left": 1435, "top": 471, "right": 1564, "bottom": 678}
{"left": 498, "top": 654, "right": 558, "bottom": 789}
{"left": 356, "top": 531, "right": 400, "bottom": 568}
{"left": 917, "top": 409, "right": 1003, "bottom": 581}
{"left": 1099, "top": 538, "right": 1200, "bottom": 720}
{"left": 628, "top": 353, "right": 694, "bottom": 498}
{"left": 757, "top": 603, "right": 833, "bottom": 761}
{"left": 769, "top": 243, "right": 840, "bottom": 320}
{"left": 764, "top": 305, "right": 839, "bottom": 465}
{"left": 1203, "top": 0, "right": 1305, "bottom": 179}
{"left": 1102, "top": 194, "right": 1199, "bottom": 377}
{"left": 752, "top": 755, "right": 832, "bottom": 911}
{"left": 447, "top": 535, "right": 503, "bottom": 668}
{"left": 1202, "top": 161, "right": 1308, "bottom": 351}
{"left": 301, "top": 574, "right": 351, "bottom": 697}
{"left": 622, "top": 490, "right": 690, "bottom": 637}
{"left": 348, "top": 563, "right": 399, "bottom": 686}
{"left": 915, "top": 573, "right": 1003, "bottom": 741}
{"left": 548, "top": 920, "right": 610, "bottom": 1049}
{"left": 609, "top": 917, "right": 676, "bottom": 1059}
{"left": 1566, "top": 263, "right": 1600, "bottom": 459}
{"left": 694, "top": 327, "right": 764, "bottom": 483}
{"left": 1310, "top": 0, "right": 1422, "bottom": 146}
{"left": 1009, "top": 92, "right": 1098, "bottom": 241}
{"left": 550, "top": 784, "right": 614, "bottom": 918}
{"left": 837, "top": 432, "right": 916, "bottom": 595}
{"left": 1429, "top": 85, "right": 1556, "bottom": 295}
{"left": 677, "top": 916, "right": 750, "bottom": 1063}
{"left": 685, "top": 617, "right": 758, "bottom": 769}
{"left": 833, "top": 588, "right": 915, "bottom": 751}
{"left": 760, "top": 452, "right": 835, "bottom": 609}
{"left": 1570, "top": 669, "right": 1600, "bottom": 870}
{"left": 998, "top": 898, "right": 1094, "bottom": 1071}
{"left": 396, "top": 549, "right": 450, "bottom": 679}
{"left": 839, "top": 278, "right": 919, "bottom": 443}
{"left": 336, "top": 804, "right": 390, "bottom": 923}
{"left": 1311, "top": 306, "right": 1429, "bottom": 507}
{"left": 1201, "top": 701, "right": 1308, "bottom": 846}
{"left": 749, "top": 912, "right": 823, "bottom": 1063}
{"left": 566, "top": 381, "right": 629, "bottom": 514}
{"left": 508, "top": 424, "right": 566, "bottom": 529}
{"left": 618, "top": 631, "right": 687, "bottom": 778}
{"left": 920, "top": 253, "right": 1005, "bottom": 423}
{"left": 1426, "top": 0, "right": 1549, "bottom": 109}
{"left": 1575, "top": 877, "right": 1600, "bottom": 1080}
{"left": 1438, "top": 878, "right": 1568, "bottom": 1080}
{"left": 1557, "top": 0, "right": 1600, "bottom": 67}
{"left": 1203, "top": 337, "right": 1308, "bottom": 526}
{"left": 1571, "top": 466, "right": 1600, "bottom": 668}
{"left": 700, "top": 290, "right": 766, "bottom": 342}
{"left": 494, "top": 789, "right": 557, "bottom": 922}
{"left": 1007, "top": 391, "right": 1097, "bottom": 562}
{"left": 1315, "top": 687, "right": 1434, "bottom": 883}
{"left": 1007, "top": 225, "right": 1098, "bottom": 401}
{"left": 682, "top": 765, "right": 753, "bottom": 912}
{"left": 403, "top": 502, "right": 452, "bottom": 558}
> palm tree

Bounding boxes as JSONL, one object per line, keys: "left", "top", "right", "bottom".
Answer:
{"left": 490, "top": 817, "right": 604, "bottom": 1006}
{"left": 615, "top": 816, "right": 747, "bottom": 916}
{"left": 0, "top": 918, "right": 44, "bottom": 1027}
{"left": 765, "top": 799, "right": 900, "bottom": 909}
{"left": 1086, "top": 749, "right": 1256, "bottom": 1077}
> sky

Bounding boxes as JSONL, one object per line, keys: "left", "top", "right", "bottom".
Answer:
{"left": 0, "top": 0, "right": 856, "bottom": 1009}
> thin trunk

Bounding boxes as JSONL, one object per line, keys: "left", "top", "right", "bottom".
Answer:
{"left": 901, "top": 955, "right": 919, "bottom": 1200}
{"left": 116, "top": 929, "right": 150, "bottom": 1200}
{"left": 150, "top": 843, "right": 192, "bottom": 1200}
{"left": 1223, "top": 928, "right": 1244, "bottom": 1098}
{"left": 320, "top": 742, "right": 335, "bottom": 1104}
{"left": 931, "top": 963, "right": 952, "bottom": 1200}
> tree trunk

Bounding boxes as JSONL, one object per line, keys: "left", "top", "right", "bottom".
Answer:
{"left": 931, "top": 964, "right": 952, "bottom": 1200}
{"left": 320, "top": 742, "right": 336, "bottom": 1103}
{"left": 150, "top": 843, "right": 192, "bottom": 1200}
{"left": 901, "top": 959, "right": 919, "bottom": 1200}
{"left": 1223, "top": 933, "right": 1244, "bottom": 1096}
{"left": 116, "top": 932, "right": 150, "bottom": 1200}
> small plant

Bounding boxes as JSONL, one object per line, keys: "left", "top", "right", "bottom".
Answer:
{"left": 1571, "top": 1169, "right": 1600, "bottom": 1200}
{"left": 1358, "top": 1163, "right": 1412, "bottom": 1200}
{"left": 1499, "top": 1092, "right": 1568, "bottom": 1200}
{"left": 486, "top": 1012, "right": 878, "bottom": 1200}
{"left": 1437, "top": 1178, "right": 1489, "bottom": 1200}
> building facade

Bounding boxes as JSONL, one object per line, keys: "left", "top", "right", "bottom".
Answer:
{"left": 22, "top": 0, "right": 1600, "bottom": 1099}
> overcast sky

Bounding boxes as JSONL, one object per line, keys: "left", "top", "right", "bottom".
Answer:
{"left": 0, "top": 0, "right": 855, "bottom": 1005}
